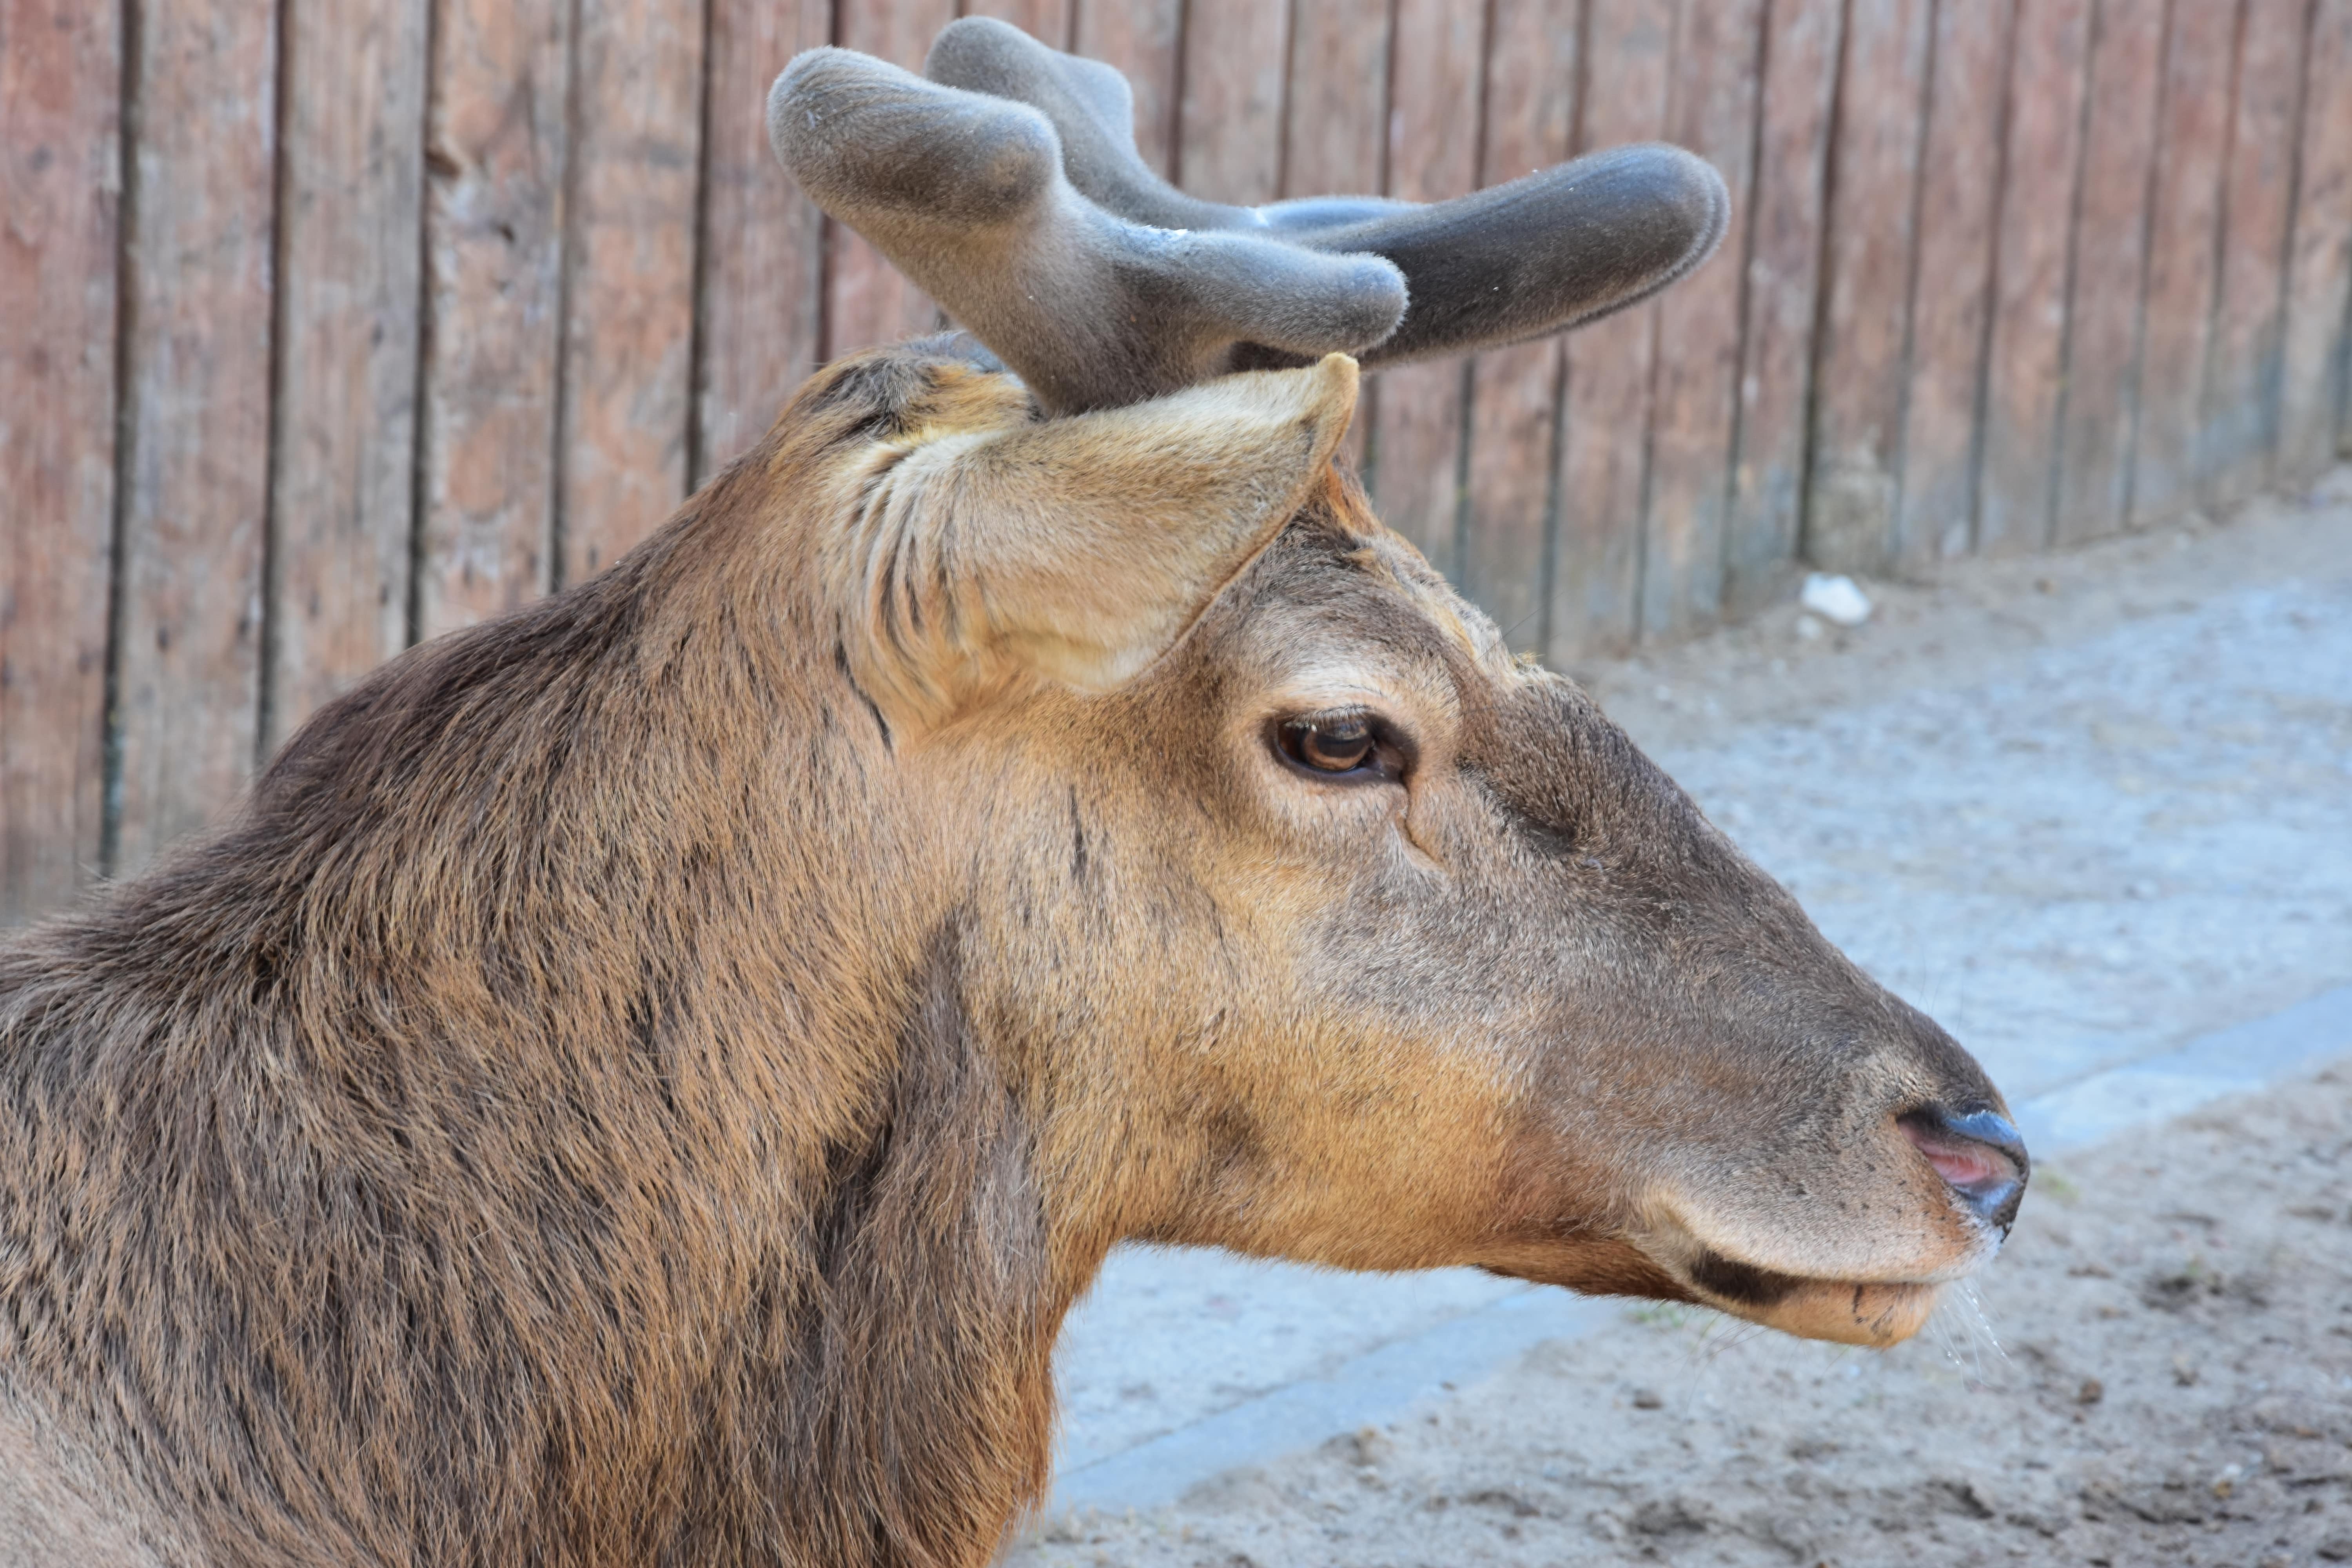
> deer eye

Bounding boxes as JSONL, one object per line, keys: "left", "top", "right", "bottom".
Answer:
{"left": 1272, "top": 711, "right": 1401, "bottom": 782}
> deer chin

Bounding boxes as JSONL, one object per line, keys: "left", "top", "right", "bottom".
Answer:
{"left": 1619, "top": 1203, "right": 1998, "bottom": 1348}
{"left": 1678, "top": 1261, "right": 1945, "bottom": 1348}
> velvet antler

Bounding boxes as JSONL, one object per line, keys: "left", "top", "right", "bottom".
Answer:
{"left": 924, "top": 18, "right": 1730, "bottom": 370}
{"left": 768, "top": 51, "right": 1406, "bottom": 414}
{"left": 767, "top": 21, "right": 1728, "bottom": 414}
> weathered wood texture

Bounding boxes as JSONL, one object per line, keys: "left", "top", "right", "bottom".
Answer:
{"left": 1461, "top": 0, "right": 1580, "bottom": 655}
{"left": 1976, "top": 0, "right": 2092, "bottom": 556}
{"left": 695, "top": 0, "right": 833, "bottom": 481}
{"left": 1803, "top": 0, "right": 1931, "bottom": 575}
{"left": 2286, "top": 3, "right": 2352, "bottom": 479}
{"left": 1552, "top": 0, "right": 1673, "bottom": 661}
{"left": 1724, "top": 0, "right": 1840, "bottom": 609}
{"left": 2279, "top": 0, "right": 2352, "bottom": 480}
{"left": 6, "top": 0, "right": 2348, "bottom": 921}
{"left": 266, "top": 0, "right": 430, "bottom": 749}
{"left": 1281, "top": 0, "right": 1392, "bottom": 472}
{"left": 1892, "top": 0, "right": 2009, "bottom": 567}
{"left": 2051, "top": 0, "right": 2163, "bottom": 548}
{"left": 556, "top": 0, "right": 705, "bottom": 583}
{"left": 2199, "top": 0, "right": 2305, "bottom": 509}
{"left": 414, "top": 0, "right": 571, "bottom": 637}
{"left": 1175, "top": 0, "right": 1290, "bottom": 203}
{"left": 1637, "top": 0, "right": 1763, "bottom": 644}
{"left": 111, "top": 0, "right": 279, "bottom": 873}
{"left": 1364, "top": 0, "right": 1488, "bottom": 571}
{"left": 2131, "top": 0, "right": 2239, "bottom": 527}
{"left": 1, "top": 0, "right": 122, "bottom": 914}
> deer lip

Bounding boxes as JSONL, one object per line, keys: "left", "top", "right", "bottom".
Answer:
{"left": 1675, "top": 1246, "right": 1945, "bottom": 1347}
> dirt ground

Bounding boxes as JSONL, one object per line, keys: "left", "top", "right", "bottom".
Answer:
{"left": 1008, "top": 1063, "right": 2352, "bottom": 1567}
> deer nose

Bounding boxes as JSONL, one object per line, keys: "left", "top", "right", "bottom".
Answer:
{"left": 1898, "top": 1107, "right": 2029, "bottom": 1233}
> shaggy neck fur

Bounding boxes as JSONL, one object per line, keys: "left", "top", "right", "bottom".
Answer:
{"left": 0, "top": 439, "right": 1079, "bottom": 1567}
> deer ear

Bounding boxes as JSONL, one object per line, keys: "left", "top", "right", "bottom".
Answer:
{"left": 830, "top": 355, "right": 1359, "bottom": 715}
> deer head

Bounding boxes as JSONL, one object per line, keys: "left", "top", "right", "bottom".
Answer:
{"left": 759, "top": 16, "right": 2023, "bottom": 1356}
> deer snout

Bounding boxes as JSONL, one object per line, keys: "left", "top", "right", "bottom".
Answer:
{"left": 1898, "top": 1106, "right": 2028, "bottom": 1233}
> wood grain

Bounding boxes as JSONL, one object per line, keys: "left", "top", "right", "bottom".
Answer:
{"left": 1976, "top": 0, "right": 2092, "bottom": 555}
{"left": 1552, "top": 0, "right": 1672, "bottom": 661}
{"left": 960, "top": 0, "right": 1074, "bottom": 51}
{"left": 1724, "top": 0, "right": 1840, "bottom": 611}
{"left": 1282, "top": 0, "right": 1389, "bottom": 197}
{"left": 2278, "top": 0, "right": 2352, "bottom": 482}
{"left": 2051, "top": 0, "right": 2164, "bottom": 547}
{"left": 110, "top": 0, "right": 278, "bottom": 875}
{"left": 1282, "top": 0, "right": 1392, "bottom": 472}
{"left": 2130, "top": 0, "right": 2236, "bottom": 527}
{"left": 1460, "top": 0, "right": 1579, "bottom": 654}
{"left": 1174, "top": 0, "right": 1291, "bottom": 204}
{"left": 1891, "top": 0, "right": 2011, "bottom": 566}
{"left": 1365, "top": 0, "right": 1489, "bottom": 572}
{"left": 557, "top": 0, "right": 705, "bottom": 584}
{"left": 414, "top": 0, "right": 571, "bottom": 636}
{"left": 1802, "top": 0, "right": 1930, "bottom": 574}
{"left": 696, "top": 0, "right": 833, "bottom": 482}
{"left": 1637, "top": 0, "right": 1762, "bottom": 643}
{"left": 1071, "top": 0, "right": 1183, "bottom": 176}
{"left": 2198, "top": 0, "right": 2305, "bottom": 508}
{"left": 826, "top": 0, "right": 956, "bottom": 355}
{"left": 0, "top": 0, "right": 120, "bottom": 919}
{"left": 266, "top": 0, "right": 430, "bottom": 750}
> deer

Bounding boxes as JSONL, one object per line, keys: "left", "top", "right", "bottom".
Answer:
{"left": 0, "top": 19, "right": 2027, "bottom": 1568}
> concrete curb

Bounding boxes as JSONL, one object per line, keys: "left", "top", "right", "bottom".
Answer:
{"left": 1044, "top": 982, "right": 2352, "bottom": 1517}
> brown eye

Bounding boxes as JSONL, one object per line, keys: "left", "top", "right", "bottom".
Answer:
{"left": 1275, "top": 713, "right": 1385, "bottom": 777}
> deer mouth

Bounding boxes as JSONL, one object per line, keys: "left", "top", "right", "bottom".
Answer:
{"left": 1673, "top": 1248, "right": 1948, "bottom": 1347}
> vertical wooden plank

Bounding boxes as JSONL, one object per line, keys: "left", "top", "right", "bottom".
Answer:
{"left": 1281, "top": 0, "right": 1388, "bottom": 197}
{"left": 1367, "top": 0, "right": 1488, "bottom": 572}
{"left": 826, "top": 1, "right": 956, "bottom": 355}
{"left": 2051, "top": 0, "right": 2164, "bottom": 546}
{"left": 2278, "top": 0, "right": 2352, "bottom": 483}
{"left": 1552, "top": 0, "right": 1672, "bottom": 661}
{"left": 111, "top": 0, "right": 278, "bottom": 873}
{"left": 1071, "top": 0, "right": 1183, "bottom": 178}
{"left": 1636, "top": 0, "right": 1762, "bottom": 643}
{"left": 695, "top": 0, "right": 833, "bottom": 481}
{"left": 1459, "top": 0, "right": 1579, "bottom": 652}
{"left": 267, "top": 0, "right": 430, "bottom": 750}
{"left": 2130, "top": 0, "right": 2236, "bottom": 527}
{"left": 1802, "top": 0, "right": 1930, "bottom": 574}
{"left": 1976, "top": 0, "right": 2092, "bottom": 555}
{"left": 1891, "top": 0, "right": 2011, "bottom": 566}
{"left": 2200, "top": 0, "right": 2306, "bottom": 508}
{"left": 556, "top": 0, "right": 705, "bottom": 583}
{"left": 1724, "top": 0, "right": 1839, "bottom": 610}
{"left": 0, "top": 0, "right": 120, "bottom": 919}
{"left": 1281, "top": 0, "right": 1392, "bottom": 472}
{"left": 1174, "top": 0, "right": 1291, "bottom": 204}
{"left": 961, "top": 0, "right": 1073, "bottom": 50}
{"left": 416, "top": 0, "right": 572, "bottom": 637}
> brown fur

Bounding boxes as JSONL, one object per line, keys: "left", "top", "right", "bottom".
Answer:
{"left": 1, "top": 338, "right": 2016, "bottom": 1566}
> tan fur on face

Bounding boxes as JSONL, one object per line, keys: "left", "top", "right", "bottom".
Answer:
{"left": 0, "top": 338, "right": 2015, "bottom": 1567}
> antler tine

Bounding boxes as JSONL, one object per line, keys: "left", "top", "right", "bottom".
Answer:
{"left": 767, "top": 49, "right": 1406, "bottom": 416}
{"left": 926, "top": 17, "right": 1729, "bottom": 370}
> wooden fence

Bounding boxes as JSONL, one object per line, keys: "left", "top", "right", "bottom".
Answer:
{"left": 5, "top": 0, "right": 2351, "bottom": 924}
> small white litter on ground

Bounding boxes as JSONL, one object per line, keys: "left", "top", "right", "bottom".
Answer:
{"left": 1799, "top": 571, "right": 1873, "bottom": 626}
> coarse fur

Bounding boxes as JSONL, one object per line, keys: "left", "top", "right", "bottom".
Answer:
{"left": 1, "top": 339, "right": 2020, "bottom": 1567}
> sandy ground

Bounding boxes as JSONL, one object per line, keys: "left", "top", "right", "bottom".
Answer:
{"left": 1011, "top": 1063, "right": 2352, "bottom": 1568}
{"left": 1008, "top": 474, "right": 2352, "bottom": 1564}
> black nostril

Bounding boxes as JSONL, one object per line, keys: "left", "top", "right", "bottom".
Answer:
{"left": 1898, "top": 1106, "right": 2030, "bottom": 1232}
